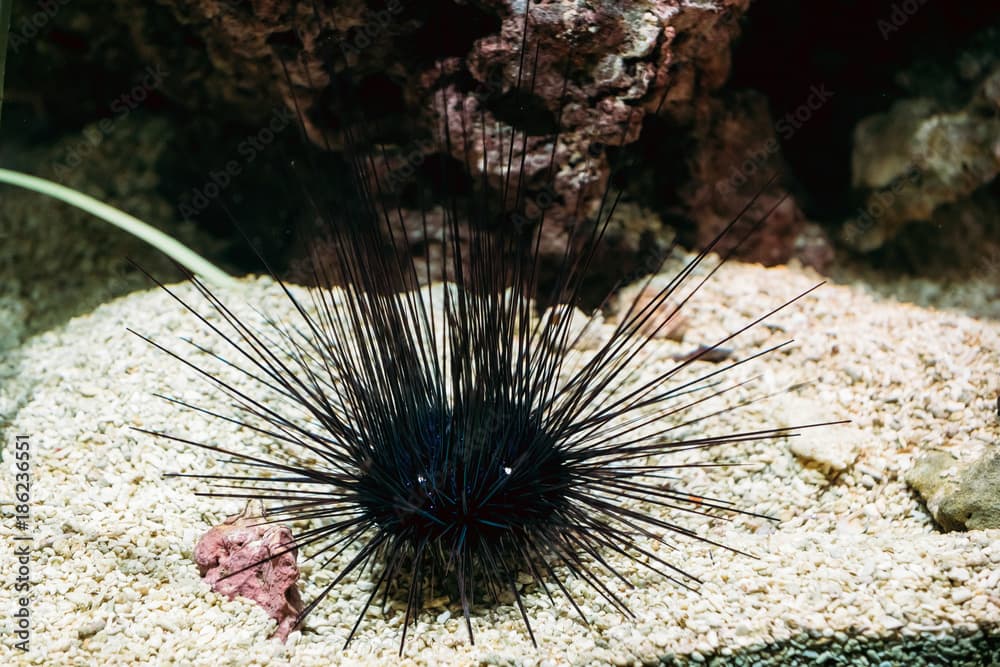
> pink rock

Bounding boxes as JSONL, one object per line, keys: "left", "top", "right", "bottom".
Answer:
{"left": 193, "top": 500, "right": 304, "bottom": 642}
{"left": 629, "top": 288, "right": 689, "bottom": 341}
{"left": 680, "top": 91, "right": 814, "bottom": 268}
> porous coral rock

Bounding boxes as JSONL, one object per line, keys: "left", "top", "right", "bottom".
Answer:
{"left": 194, "top": 500, "right": 305, "bottom": 641}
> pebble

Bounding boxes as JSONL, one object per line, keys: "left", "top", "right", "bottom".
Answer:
{"left": 77, "top": 619, "right": 106, "bottom": 639}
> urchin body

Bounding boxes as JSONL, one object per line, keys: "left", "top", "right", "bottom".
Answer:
{"left": 358, "top": 405, "right": 569, "bottom": 547}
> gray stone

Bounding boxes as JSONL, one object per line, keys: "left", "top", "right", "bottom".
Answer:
{"left": 844, "top": 25, "right": 1000, "bottom": 254}
{"left": 907, "top": 448, "right": 1000, "bottom": 531}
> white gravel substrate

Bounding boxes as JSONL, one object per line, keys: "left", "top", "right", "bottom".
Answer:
{"left": 1, "top": 259, "right": 998, "bottom": 666}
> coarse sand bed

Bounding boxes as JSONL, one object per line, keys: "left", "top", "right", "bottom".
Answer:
{"left": 1, "top": 258, "right": 998, "bottom": 665}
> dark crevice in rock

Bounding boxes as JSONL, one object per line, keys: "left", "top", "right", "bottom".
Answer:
{"left": 729, "top": 0, "right": 1000, "bottom": 277}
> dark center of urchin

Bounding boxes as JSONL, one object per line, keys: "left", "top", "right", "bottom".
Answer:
{"left": 356, "top": 403, "right": 571, "bottom": 551}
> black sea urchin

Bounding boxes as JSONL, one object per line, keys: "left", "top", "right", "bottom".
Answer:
{"left": 131, "top": 6, "right": 829, "bottom": 654}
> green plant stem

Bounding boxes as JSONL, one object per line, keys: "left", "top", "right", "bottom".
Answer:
{"left": 0, "top": 168, "right": 239, "bottom": 288}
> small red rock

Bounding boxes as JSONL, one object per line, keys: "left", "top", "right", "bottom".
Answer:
{"left": 194, "top": 500, "right": 304, "bottom": 642}
{"left": 627, "top": 286, "right": 689, "bottom": 341}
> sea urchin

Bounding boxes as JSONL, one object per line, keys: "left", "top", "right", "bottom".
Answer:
{"left": 130, "top": 7, "right": 829, "bottom": 655}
